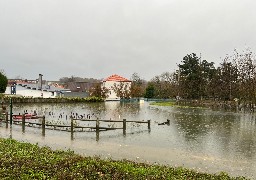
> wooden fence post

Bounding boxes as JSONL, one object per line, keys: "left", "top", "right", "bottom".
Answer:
{"left": 147, "top": 120, "right": 151, "bottom": 130}
{"left": 9, "top": 98, "right": 13, "bottom": 125}
{"left": 5, "top": 111, "right": 8, "bottom": 128}
{"left": 71, "top": 117, "right": 74, "bottom": 133}
{"left": 22, "top": 114, "right": 25, "bottom": 132}
{"left": 123, "top": 119, "right": 126, "bottom": 136}
{"left": 96, "top": 119, "right": 99, "bottom": 132}
{"left": 71, "top": 117, "right": 74, "bottom": 140}
{"left": 96, "top": 119, "right": 100, "bottom": 141}
{"left": 42, "top": 116, "right": 45, "bottom": 136}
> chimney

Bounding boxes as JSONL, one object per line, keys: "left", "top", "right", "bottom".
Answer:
{"left": 38, "top": 74, "right": 43, "bottom": 90}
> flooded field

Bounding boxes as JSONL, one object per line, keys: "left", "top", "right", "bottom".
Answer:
{"left": 0, "top": 101, "right": 256, "bottom": 178}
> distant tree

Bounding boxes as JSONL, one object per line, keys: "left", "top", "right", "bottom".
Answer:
{"left": 59, "top": 76, "right": 100, "bottom": 83}
{"left": 112, "top": 82, "right": 131, "bottom": 99}
{"left": 234, "top": 48, "right": 256, "bottom": 105}
{"left": 178, "top": 53, "right": 201, "bottom": 99}
{"left": 14, "top": 75, "right": 23, "bottom": 80}
{"left": 61, "top": 76, "right": 77, "bottom": 83}
{"left": 89, "top": 83, "right": 109, "bottom": 99}
{"left": 144, "top": 83, "right": 155, "bottom": 98}
{"left": 0, "top": 70, "right": 8, "bottom": 93}
{"left": 212, "top": 57, "right": 238, "bottom": 100}
{"left": 149, "top": 75, "right": 161, "bottom": 98}
{"left": 130, "top": 73, "right": 146, "bottom": 98}
{"left": 178, "top": 53, "right": 215, "bottom": 99}
{"left": 144, "top": 71, "right": 178, "bottom": 99}
{"left": 207, "top": 67, "right": 221, "bottom": 99}
{"left": 144, "top": 72, "right": 178, "bottom": 99}
{"left": 159, "top": 72, "right": 178, "bottom": 98}
{"left": 199, "top": 59, "right": 216, "bottom": 98}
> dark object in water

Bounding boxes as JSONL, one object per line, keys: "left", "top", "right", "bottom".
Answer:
{"left": 158, "top": 119, "right": 170, "bottom": 126}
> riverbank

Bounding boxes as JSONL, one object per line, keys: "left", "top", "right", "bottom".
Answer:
{"left": 0, "top": 138, "right": 247, "bottom": 179}
{"left": 149, "top": 99, "right": 244, "bottom": 112}
{"left": 0, "top": 96, "right": 104, "bottom": 103}
{"left": 0, "top": 94, "right": 248, "bottom": 112}
{"left": 150, "top": 101, "right": 208, "bottom": 109}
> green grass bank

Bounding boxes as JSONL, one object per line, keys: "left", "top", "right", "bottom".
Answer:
{"left": 0, "top": 138, "right": 247, "bottom": 179}
{"left": 0, "top": 96, "right": 104, "bottom": 103}
{"left": 149, "top": 101, "right": 207, "bottom": 109}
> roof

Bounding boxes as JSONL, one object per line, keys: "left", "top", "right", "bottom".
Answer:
{"left": 15, "top": 82, "right": 69, "bottom": 92}
{"left": 66, "top": 82, "right": 99, "bottom": 92}
{"left": 103, "top": 74, "right": 131, "bottom": 82}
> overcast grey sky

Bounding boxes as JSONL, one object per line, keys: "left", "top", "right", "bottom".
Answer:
{"left": 1, "top": 0, "right": 256, "bottom": 81}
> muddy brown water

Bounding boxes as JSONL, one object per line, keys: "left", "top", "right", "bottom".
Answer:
{"left": 0, "top": 101, "right": 255, "bottom": 179}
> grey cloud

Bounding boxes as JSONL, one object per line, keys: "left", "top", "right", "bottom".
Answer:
{"left": 1, "top": 0, "right": 256, "bottom": 80}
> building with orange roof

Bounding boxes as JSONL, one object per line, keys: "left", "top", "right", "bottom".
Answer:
{"left": 102, "top": 74, "right": 131, "bottom": 101}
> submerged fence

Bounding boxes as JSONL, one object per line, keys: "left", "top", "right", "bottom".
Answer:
{"left": 0, "top": 112, "right": 151, "bottom": 141}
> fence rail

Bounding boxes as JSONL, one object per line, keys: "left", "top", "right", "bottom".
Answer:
{"left": 0, "top": 112, "right": 151, "bottom": 141}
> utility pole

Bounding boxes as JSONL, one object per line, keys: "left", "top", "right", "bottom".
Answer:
{"left": 38, "top": 74, "right": 43, "bottom": 90}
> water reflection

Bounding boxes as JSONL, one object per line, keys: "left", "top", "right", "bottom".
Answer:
{"left": 171, "top": 109, "right": 256, "bottom": 161}
{"left": 1, "top": 101, "right": 256, "bottom": 178}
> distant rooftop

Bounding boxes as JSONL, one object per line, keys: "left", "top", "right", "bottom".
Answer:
{"left": 103, "top": 74, "right": 131, "bottom": 82}
{"left": 15, "top": 82, "right": 68, "bottom": 92}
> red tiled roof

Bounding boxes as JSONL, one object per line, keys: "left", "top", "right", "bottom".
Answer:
{"left": 103, "top": 74, "right": 131, "bottom": 82}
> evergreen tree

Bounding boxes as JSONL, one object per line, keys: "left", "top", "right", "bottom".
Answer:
{"left": 144, "top": 83, "right": 155, "bottom": 98}
{"left": 178, "top": 53, "right": 215, "bottom": 99}
{"left": 0, "top": 71, "right": 8, "bottom": 93}
{"left": 178, "top": 53, "right": 201, "bottom": 99}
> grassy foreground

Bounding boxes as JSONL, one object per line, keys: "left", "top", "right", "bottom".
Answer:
{"left": 0, "top": 138, "right": 247, "bottom": 180}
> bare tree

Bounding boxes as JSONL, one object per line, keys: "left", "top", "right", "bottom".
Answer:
{"left": 112, "top": 82, "right": 131, "bottom": 99}
{"left": 130, "top": 73, "right": 146, "bottom": 98}
{"left": 234, "top": 48, "right": 256, "bottom": 109}
{"left": 89, "top": 83, "right": 109, "bottom": 99}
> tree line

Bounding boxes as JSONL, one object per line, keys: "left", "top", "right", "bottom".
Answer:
{"left": 144, "top": 49, "right": 256, "bottom": 105}
{"left": 2, "top": 48, "right": 256, "bottom": 105}
{"left": 96, "top": 48, "right": 256, "bottom": 105}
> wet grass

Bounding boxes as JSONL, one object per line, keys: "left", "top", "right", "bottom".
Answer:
{"left": 1, "top": 96, "right": 104, "bottom": 103}
{"left": 150, "top": 101, "right": 176, "bottom": 106}
{"left": 150, "top": 101, "right": 207, "bottom": 109}
{"left": 0, "top": 138, "right": 247, "bottom": 179}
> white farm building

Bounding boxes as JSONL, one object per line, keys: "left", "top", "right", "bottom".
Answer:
{"left": 102, "top": 74, "right": 131, "bottom": 101}
{"left": 4, "top": 82, "right": 68, "bottom": 98}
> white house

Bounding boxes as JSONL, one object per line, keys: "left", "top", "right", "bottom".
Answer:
{"left": 4, "top": 81, "right": 69, "bottom": 98}
{"left": 102, "top": 74, "right": 131, "bottom": 101}
{"left": 5, "top": 84, "right": 59, "bottom": 98}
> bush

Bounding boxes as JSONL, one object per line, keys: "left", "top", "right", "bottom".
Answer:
{"left": 0, "top": 72, "right": 7, "bottom": 93}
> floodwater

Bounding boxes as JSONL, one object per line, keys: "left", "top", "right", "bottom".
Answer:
{"left": 0, "top": 101, "right": 256, "bottom": 179}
